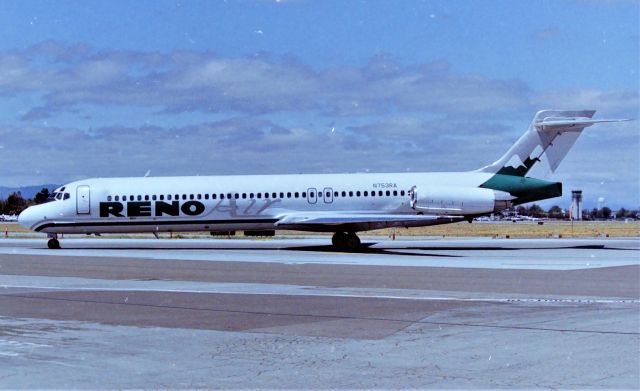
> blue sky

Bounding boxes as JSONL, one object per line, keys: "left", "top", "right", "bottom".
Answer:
{"left": 0, "top": 0, "right": 638, "bottom": 209}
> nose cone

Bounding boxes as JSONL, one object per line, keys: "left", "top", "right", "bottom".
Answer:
{"left": 18, "top": 206, "right": 39, "bottom": 231}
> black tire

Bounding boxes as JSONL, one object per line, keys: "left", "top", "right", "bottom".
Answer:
{"left": 345, "top": 233, "right": 361, "bottom": 251}
{"left": 331, "top": 232, "right": 348, "bottom": 248}
{"left": 47, "top": 238, "right": 60, "bottom": 249}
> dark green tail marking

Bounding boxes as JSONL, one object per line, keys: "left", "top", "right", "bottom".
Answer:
{"left": 495, "top": 156, "right": 540, "bottom": 177}
{"left": 480, "top": 174, "right": 562, "bottom": 205}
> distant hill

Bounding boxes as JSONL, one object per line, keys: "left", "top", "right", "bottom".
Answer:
{"left": 0, "top": 184, "right": 60, "bottom": 200}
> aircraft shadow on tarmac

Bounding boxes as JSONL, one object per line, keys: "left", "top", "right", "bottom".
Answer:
{"left": 44, "top": 243, "right": 633, "bottom": 257}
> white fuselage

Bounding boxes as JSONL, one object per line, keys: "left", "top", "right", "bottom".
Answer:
{"left": 18, "top": 171, "right": 495, "bottom": 235}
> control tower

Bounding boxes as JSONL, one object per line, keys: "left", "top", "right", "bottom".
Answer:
{"left": 570, "top": 190, "right": 583, "bottom": 220}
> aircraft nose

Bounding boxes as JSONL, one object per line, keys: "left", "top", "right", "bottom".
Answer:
{"left": 18, "top": 206, "right": 39, "bottom": 231}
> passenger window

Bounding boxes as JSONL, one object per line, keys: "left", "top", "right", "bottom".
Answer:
{"left": 197, "top": 194, "right": 201, "bottom": 200}
{"left": 371, "top": 192, "right": 375, "bottom": 197}
{"left": 115, "top": 196, "right": 119, "bottom": 201}
{"left": 160, "top": 195, "right": 164, "bottom": 200}
{"left": 356, "top": 191, "right": 361, "bottom": 197}
{"left": 212, "top": 194, "right": 217, "bottom": 199}
{"left": 220, "top": 194, "right": 225, "bottom": 200}
{"left": 287, "top": 192, "right": 291, "bottom": 198}
{"left": 265, "top": 193, "right": 270, "bottom": 198}
{"left": 204, "top": 194, "right": 209, "bottom": 200}
{"left": 334, "top": 191, "right": 338, "bottom": 197}
{"left": 144, "top": 195, "right": 149, "bottom": 201}
{"left": 302, "top": 192, "right": 307, "bottom": 198}
{"left": 152, "top": 195, "right": 157, "bottom": 201}
{"left": 250, "top": 193, "right": 254, "bottom": 198}
{"left": 257, "top": 193, "right": 262, "bottom": 198}
{"left": 189, "top": 194, "right": 194, "bottom": 200}
{"left": 393, "top": 190, "right": 398, "bottom": 196}
{"left": 378, "top": 191, "right": 383, "bottom": 196}
{"left": 279, "top": 192, "right": 284, "bottom": 198}
{"left": 400, "top": 190, "right": 405, "bottom": 196}
{"left": 310, "top": 192, "right": 315, "bottom": 198}
{"left": 294, "top": 192, "right": 299, "bottom": 198}
{"left": 242, "top": 193, "right": 247, "bottom": 199}
{"left": 386, "top": 190, "right": 391, "bottom": 196}
{"left": 342, "top": 191, "right": 346, "bottom": 197}
{"left": 227, "top": 193, "right": 232, "bottom": 199}
{"left": 137, "top": 195, "right": 142, "bottom": 201}
{"left": 181, "top": 194, "right": 186, "bottom": 200}
{"left": 107, "top": 196, "right": 112, "bottom": 201}
{"left": 235, "top": 193, "right": 239, "bottom": 199}
{"left": 349, "top": 191, "right": 353, "bottom": 197}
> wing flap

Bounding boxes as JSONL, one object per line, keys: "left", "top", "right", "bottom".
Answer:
{"left": 275, "top": 212, "right": 463, "bottom": 231}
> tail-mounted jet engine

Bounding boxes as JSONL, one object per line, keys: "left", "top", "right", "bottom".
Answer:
{"left": 409, "top": 186, "right": 513, "bottom": 215}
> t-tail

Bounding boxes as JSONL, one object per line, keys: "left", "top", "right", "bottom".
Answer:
{"left": 477, "top": 110, "right": 629, "bottom": 205}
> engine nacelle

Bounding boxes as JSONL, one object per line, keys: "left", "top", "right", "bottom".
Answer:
{"left": 409, "top": 186, "right": 514, "bottom": 215}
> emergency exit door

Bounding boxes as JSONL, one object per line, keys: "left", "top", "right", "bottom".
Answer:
{"left": 76, "top": 185, "right": 90, "bottom": 214}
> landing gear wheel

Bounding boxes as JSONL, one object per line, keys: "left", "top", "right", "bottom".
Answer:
{"left": 345, "top": 233, "right": 361, "bottom": 251}
{"left": 331, "top": 232, "right": 361, "bottom": 251}
{"left": 47, "top": 238, "right": 60, "bottom": 249}
{"left": 332, "top": 232, "right": 348, "bottom": 248}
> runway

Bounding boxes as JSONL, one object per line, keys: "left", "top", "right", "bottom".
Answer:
{"left": 1, "top": 237, "right": 638, "bottom": 388}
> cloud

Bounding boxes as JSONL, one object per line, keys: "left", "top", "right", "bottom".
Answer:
{"left": 0, "top": 42, "right": 532, "bottom": 121}
{"left": 1, "top": 42, "right": 637, "bottom": 207}
{"left": 532, "top": 88, "right": 639, "bottom": 116}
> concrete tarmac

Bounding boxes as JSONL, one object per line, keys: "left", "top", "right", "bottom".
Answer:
{"left": 0, "top": 237, "right": 638, "bottom": 389}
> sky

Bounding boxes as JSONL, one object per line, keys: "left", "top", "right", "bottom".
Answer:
{"left": 0, "top": 0, "right": 638, "bottom": 209}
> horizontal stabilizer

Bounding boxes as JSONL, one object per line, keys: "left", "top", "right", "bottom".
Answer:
{"left": 535, "top": 117, "right": 630, "bottom": 131}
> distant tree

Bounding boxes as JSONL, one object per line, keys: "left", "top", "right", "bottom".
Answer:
{"left": 4, "top": 192, "right": 28, "bottom": 215}
{"left": 516, "top": 205, "right": 527, "bottom": 216}
{"left": 589, "top": 207, "right": 599, "bottom": 220}
{"left": 528, "top": 204, "right": 544, "bottom": 218}
{"left": 617, "top": 208, "right": 627, "bottom": 220}
{"left": 548, "top": 205, "right": 564, "bottom": 219}
{"left": 601, "top": 206, "right": 612, "bottom": 219}
{"left": 0, "top": 198, "right": 5, "bottom": 215}
{"left": 33, "top": 188, "right": 51, "bottom": 205}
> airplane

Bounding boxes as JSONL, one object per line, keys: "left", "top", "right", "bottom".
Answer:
{"left": 18, "top": 110, "right": 628, "bottom": 250}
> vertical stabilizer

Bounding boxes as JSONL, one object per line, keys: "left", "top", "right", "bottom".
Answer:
{"left": 477, "top": 110, "right": 626, "bottom": 177}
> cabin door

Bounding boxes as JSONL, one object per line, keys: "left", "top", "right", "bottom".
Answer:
{"left": 76, "top": 185, "right": 91, "bottom": 214}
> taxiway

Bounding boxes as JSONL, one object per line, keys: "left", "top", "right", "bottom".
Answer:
{"left": 0, "top": 237, "right": 638, "bottom": 388}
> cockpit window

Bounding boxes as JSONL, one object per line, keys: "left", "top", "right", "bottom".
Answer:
{"left": 44, "top": 192, "right": 58, "bottom": 203}
{"left": 45, "top": 191, "right": 70, "bottom": 202}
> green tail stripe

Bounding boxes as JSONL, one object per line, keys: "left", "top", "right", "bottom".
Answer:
{"left": 480, "top": 174, "right": 562, "bottom": 205}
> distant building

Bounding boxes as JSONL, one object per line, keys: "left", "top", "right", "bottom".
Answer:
{"left": 570, "top": 190, "right": 583, "bottom": 220}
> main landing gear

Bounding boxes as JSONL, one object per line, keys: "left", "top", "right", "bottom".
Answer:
{"left": 47, "top": 235, "right": 61, "bottom": 249}
{"left": 331, "top": 232, "right": 361, "bottom": 251}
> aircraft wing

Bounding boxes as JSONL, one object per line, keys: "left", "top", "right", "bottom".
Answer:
{"left": 275, "top": 212, "right": 464, "bottom": 231}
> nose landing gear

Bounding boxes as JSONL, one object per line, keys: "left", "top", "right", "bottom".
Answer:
{"left": 47, "top": 235, "right": 61, "bottom": 249}
{"left": 331, "top": 231, "right": 361, "bottom": 251}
